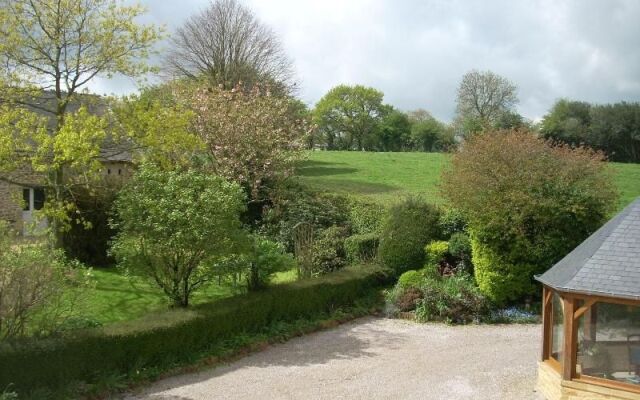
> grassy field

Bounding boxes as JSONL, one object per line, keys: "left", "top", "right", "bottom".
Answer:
{"left": 83, "top": 269, "right": 297, "bottom": 325}
{"left": 297, "top": 151, "right": 640, "bottom": 210}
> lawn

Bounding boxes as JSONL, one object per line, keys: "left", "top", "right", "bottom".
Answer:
{"left": 297, "top": 151, "right": 640, "bottom": 210}
{"left": 83, "top": 269, "right": 297, "bottom": 325}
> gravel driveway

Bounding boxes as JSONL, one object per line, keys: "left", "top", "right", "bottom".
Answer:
{"left": 124, "top": 317, "right": 542, "bottom": 400}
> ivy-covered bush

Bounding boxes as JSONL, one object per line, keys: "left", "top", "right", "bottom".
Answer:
{"left": 348, "top": 199, "right": 386, "bottom": 234}
{"left": 415, "top": 275, "right": 489, "bottom": 324}
{"left": 344, "top": 233, "right": 379, "bottom": 263}
{"left": 311, "top": 225, "right": 349, "bottom": 275}
{"left": 438, "top": 207, "right": 467, "bottom": 237}
{"left": 378, "top": 197, "right": 441, "bottom": 275}
{"left": 261, "top": 182, "right": 351, "bottom": 252}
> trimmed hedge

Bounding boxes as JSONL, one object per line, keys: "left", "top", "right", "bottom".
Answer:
{"left": 344, "top": 233, "right": 380, "bottom": 263}
{"left": 471, "top": 237, "right": 537, "bottom": 305}
{"left": 0, "top": 266, "right": 389, "bottom": 395}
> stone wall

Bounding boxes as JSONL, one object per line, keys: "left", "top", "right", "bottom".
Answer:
{"left": 0, "top": 166, "right": 45, "bottom": 232}
{"left": 537, "top": 362, "right": 640, "bottom": 400}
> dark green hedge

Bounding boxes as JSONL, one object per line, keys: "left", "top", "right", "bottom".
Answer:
{"left": 0, "top": 266, "right": 389, "bottom": 395}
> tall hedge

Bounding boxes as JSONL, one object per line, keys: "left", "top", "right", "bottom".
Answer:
{"left": 0, "top": 266, "right": 389, "bottom": 396}
{"left": 378, "top": 197, "right": 441, "bottom": 275}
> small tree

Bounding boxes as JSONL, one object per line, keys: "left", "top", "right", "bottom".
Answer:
{"left": 0, "top": 0, "right": 161, "bottom": 246}
{"left": 441, "top": 130, "right": 617, "bottom": 303}
{"left": 181, "top": 84, "right": 308, "bottom": 201}
{"left": 111, "top": 167, "right": 247, "bottom": 307}
{"left": 0, "top": 222, "right": 89, "bottom": 340}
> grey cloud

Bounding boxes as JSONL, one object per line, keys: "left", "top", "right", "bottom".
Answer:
{"left": 90, "top": 0, "right": 640, "bottom": 122}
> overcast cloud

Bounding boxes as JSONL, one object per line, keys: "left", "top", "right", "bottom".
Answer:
{"left": 88, "top": 0, "right": 640, "bottom": 122}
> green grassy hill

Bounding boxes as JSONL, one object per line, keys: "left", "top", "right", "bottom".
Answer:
{"left": 296, "top": 151, "right": 640, "bottom": 210}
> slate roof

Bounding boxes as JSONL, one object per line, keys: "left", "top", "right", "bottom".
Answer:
{"left": 536, "top": 198, "right": 640, "bottom": 301}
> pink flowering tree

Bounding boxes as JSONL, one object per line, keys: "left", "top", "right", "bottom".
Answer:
{"left": 183, "top": 84, "right": 310, "bottom": 200}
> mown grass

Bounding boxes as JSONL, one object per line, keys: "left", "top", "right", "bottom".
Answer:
{"left": 83, "top": 268, "right": 298, "bottom": 325}
{"left": 297, "top": 151, "right": 640, "bottom": 210}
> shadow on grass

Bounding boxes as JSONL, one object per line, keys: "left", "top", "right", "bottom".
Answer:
{"left": 296, "top": 165, "right": 359, "bottom": 177}
{"left": 304, "top": 178, "right": 398, "bottom": 195}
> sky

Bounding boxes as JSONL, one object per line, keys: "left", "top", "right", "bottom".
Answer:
{"left": 89, "top": 0, "right": 640, "bottom": 122}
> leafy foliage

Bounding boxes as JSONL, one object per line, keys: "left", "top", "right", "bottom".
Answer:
{"left": 0, "top": 222, "right": 90, "bottom": 340}
{"left": 0, "top": 266, "right": 388, "bottom": 396}
{"left": 541, "top": 99, "right": 640, "bottom": 163}
{"left": 441, "top": 130, "right": 617, "bottom": 303}
{"left": 246, "top": 236, "right": 296, "bottom": 291}
{"left": 378, "top": 197, "right": 441, "bottom": 275}
{"left": 313, "top": 84, "right": 386, "bottom": 150}
{"left": 415, "top": 275, "right": 489, "bottom": 324}
{"left": 181, "top": 83, "right": 309, "bottom": 199}
{"left": 0, "top": 0, "right": 162, "bottom": 244}
{"left": 348, "top": 199, "right": 386, "bottom": 234}
{"left": 110, "top": 166, "right": 247, "bottom": 307}
{"left": 311, "top": 226, "right": 349, "bottom": 275}
{"left": 344, "top": 233, "right": 380, "bottom": 264}
{"left": 261, "top": 183, "right": 351, "bottom": 252}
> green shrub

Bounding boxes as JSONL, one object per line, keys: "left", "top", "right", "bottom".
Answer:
{"left": 0, "top": 266, "right": 389, "bottom": 396}
{"left": 397, "top": 270, "right": 424, "bottom": 289}
{"left": 261, "top": 183, "right": 351, "bottom": 252}
{"left": 448, "top": 232, "right": 471, "bottom": 261}
{"left": 471, "top": 237, "right": 538, "bottom": 305}
{"left": 378, "top": 197, "right": 441, "bottom": 275}
{"left": 415, "top": 274, "right": 489, "bottom": 324}
{"left": 110, "top": 166, "right": 247, "bottom": 307}
{"left": 424, "top": 241, "right": 449, "bottom": 266}
{"left": 344, "top": 233, "right": 379, "bottom": 263}
{"left": 311, "top": 226, "right": 349, "bottom": 275}
{"left": 441, "top": 130, "right": 617, "bottom": 303}
{"left": 0, "top": 222, "right": 91, "bottom": 340}
{"left": 348, "top": 199, "right": 386, "bottom": 234}
{"left": 246, "top": 237, "right": 296, "bottom": 291}
{"left": 438, "top": 208, "right": 467, "bottom": 237}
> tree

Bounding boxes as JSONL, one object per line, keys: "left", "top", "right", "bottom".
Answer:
{"left": 0, "top": 0, "right": 161, "bottom": 245}
{"left": 166, "top": 0, "right": 293, "bottom": 92}
{"left": 313, "top": 84, "right": 386, "bottom": 150}
{"left": 408, "top": 109, "right": 454, "bottom": 152}
{"left": 455, "top": 70, "right": 518, "bottom": 132}
{"left": 110, "top": 167, "right": 247, "bottom": 307}
{"left": 179, "top": 83, "right": 308, "bottom": 201}
{"left": 540, "top": 99, "right": 592, "bottom": 147}
{"left": 441, "top": 130, "right": 617, "bottom": 304}
{"left": 541, "top": 100, "right": 640, "bottom": 163}
{"left": 376, "top": 107, "right": 411, "bottom": 151}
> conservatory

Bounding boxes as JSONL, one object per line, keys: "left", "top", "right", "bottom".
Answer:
{"left": 536, "top": 198, "right": 640, "bottom": 400}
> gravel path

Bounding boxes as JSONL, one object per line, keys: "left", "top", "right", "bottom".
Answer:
{"left": 124, "top": 317, "right": 543, "bottom": 400}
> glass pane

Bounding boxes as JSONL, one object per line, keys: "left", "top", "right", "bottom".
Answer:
{"left": 577, "top": 302, "right": 640, "bottom": 386}
{"left": 22, "top": 188, "right": 30, "bottom": 211}
{"left": 33, "top": 188, "right": 45, "bottom": 210}
{"left": 551, "top": 293, "right": 564, "bottom": 361}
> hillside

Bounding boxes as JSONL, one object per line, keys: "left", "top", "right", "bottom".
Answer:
{"left": 296, "top": 151, "right": 640, "bottom": 210}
